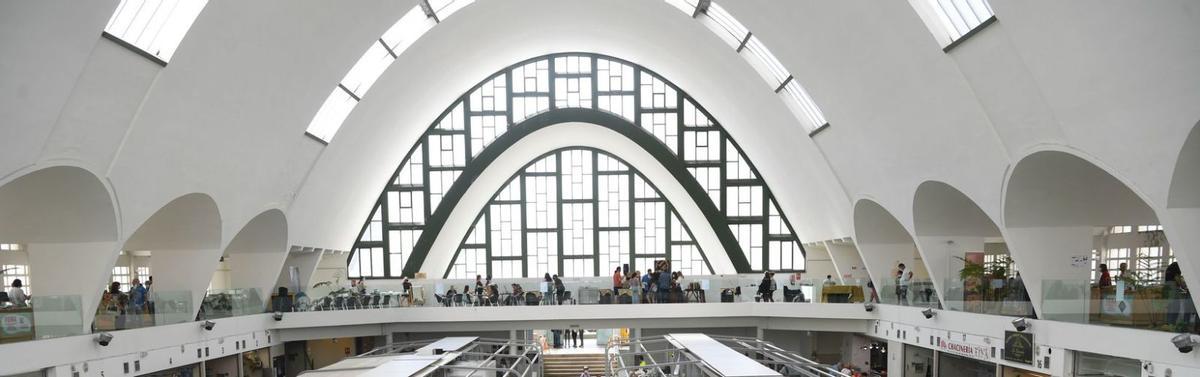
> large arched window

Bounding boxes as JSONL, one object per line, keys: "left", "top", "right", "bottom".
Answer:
{"left": 348, "top": 53, "right": 807, "bottom": 279}
{"left": 441, "top": 147, "right": 714, "bottom": 279}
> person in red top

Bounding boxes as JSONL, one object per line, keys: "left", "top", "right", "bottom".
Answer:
{"left": 1098, "top": 263, "right": 1113, "bottom": 287}
{"left": 613, "top": 267, "right": 624, "bottom": 293}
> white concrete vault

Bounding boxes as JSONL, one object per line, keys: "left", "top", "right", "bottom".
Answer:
{"left": 286, "top": 0, "right": 852, "bottom": 254}
{"left": 1002, "top": 148, "right": 1198, "bottom": 320}
{"left": 852, "top": 198, "right": 941, "bottom": 307}
{"left": 120, "top": 193, "right": 223, "bottom": 319}
{"left": 417, "top": 122, "right": 738, "bottom": 276}
{"left": 217, "top": 209, "right": 289, "bottom": 303}
{"left": 1165, "top": 120, "right": 1200, "bottom": 321}
{"left": 912, "top": 180, "right": 1032, "bottom": 314}
{"left": 0, "top": 165, "right": 120, "bottom": 335}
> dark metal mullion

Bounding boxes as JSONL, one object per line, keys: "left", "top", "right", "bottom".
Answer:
{"left": 595, "top": 170, "right": 631, "bottom": 176}
{"left": 627, "top": 169, "right": 636, "bottom": 270}
{"left": 676, "top": 84, "right": 685, "bottom": 158}
{"left": 510, "top": 92, "right": 551, "bottom": 98}
{"left": 590, "top": 55, "right": 599, "bottom": 111}
{"left": 595, "top": 90, "right": 637, "bottom": 96}
{"left": 385, "top": 223, "right": 426, "bottom": 231}
{"left": 632, "top": 197, "right": 665, "bottom": 203}
{"left": 379, "top": 190, "right": 392, "bottom": 277}
{"left": 548, "top": 58, "right": 558, "bottom": 110}
{"left": 516, "top": 172, "right": 529, "bottom": 278}
{"left": 484, "top": 204, "right": 493, "bottom": 278}
{"left": 665, "top": 200, "right": 673, "bottom": 267}
{"left": 762, "top": 184, "right": 772, "bottom": 271}
{"left": 597, "top": 226, "right": 633, "bottom": 232}
{"left": 736, "top": 32, "right": 752, "bottom": 53}
{"left": 556, "top": 151, "right": 565, "bottom": 276}
{"left": 591, "top": 151, "right": 600, "bottom": 275}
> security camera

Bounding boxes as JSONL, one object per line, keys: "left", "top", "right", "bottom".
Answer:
{"left": 95, "top": 332, "right": 113, "bottom": 347}
{"left": 1170, "top": 333, "right": 1200, "bottom": 353}
{"left": 273, "top": 312, "right": 284, "bottom": 321}
{"left": 201, "top": 320, "right": 216, "bottom": 331}
{"left": 1011, "top": 317, "right": 1029, "bottom": 332}
{"left": 864, "top": 302, "right": 875, "bottom": 312}
{"left": 921, "top": 308, "right": 936, "bottom": 319}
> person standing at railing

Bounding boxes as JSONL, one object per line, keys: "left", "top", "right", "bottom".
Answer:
{"left": 402, "top": 278, "right": 413, "bottom": 306}
{"left": 895, "top": 263, "right": 909, "bottom": 306}
{"left": 128, "top": 278, "right": 147, "bottom": 327}
{"left": 474, "top": 275, "right": 484, "bottom": 306}
{"left": 612, "top": 267, "right": 624, "bottom": 293}
{"left": 553, "top": 275, "right": 566, "bottom": 304}
{"left": 642, "top": 270, "right": 653, "bottom": 303}
{"left": 658, "top": 265, "right": 672, "bottom": 304}
{"left": 1098, "top": 264, "right": 1112, "bottom": 287}
{"left": 629, "top": 271, "right": 642, "bottom": 304}
{"left": 758, "top": 271, "right": 776, "bottom": 302}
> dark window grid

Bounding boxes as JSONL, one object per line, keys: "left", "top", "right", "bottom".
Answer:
{"left": 596, "top": 226, "right": 633, "bottom": 232}
{"left": 554, "top": 76, "right": 592, "bottom": 108}
{"left": 628, "top": 161, "right": 637, "bottom": 269}
{"left": 724, "top": 178, "right": 765, "bottom": 186}
{"left": 596, "top": 90, "right": 638, "bottom": 96}
{"left": 383, "top": 223, "right": 426, "bottom": 231}
{"left": 462, "top": 243, "right": 487, "bottom": 249}
{"left": 552, "top": 72, "right": 592, "bottom": 79}
{"left": 676, "top": 90, "right": 685, "bottom": 159}
{"left": 726, "top": 216, "right": 767, "bottom": 224}
{"left": 556, "top": 151, "right": 566, "bottom": 274}
{"left": 595, "top": 170, "right": 631, "bottom": 176}
{"left": 524, "top": 171, "right": 559, "bottom": 177}
{"left": 504, "top": 71, "right": 514, "bottom": 127}
{"left": 472, "top": 75, "right": 506, "bottom": 112}
{"left": 766, "top": 234, "right": 798, "bottom": 242}
{"left": 639, "top": 108, "right": 678, "bottom": 114}
{"left": 490, "top": 255, "right": 523, "bottom": 261}
{"left": 562, "top": 198, "right": 592, "bottom": 204}
{"left": 561, "top": 255, "right": 594, "bottom": 260}
{"left": 386, "top": 184, "right": 425, "bottom": 191}
{"left": 682, "top": 161, "right": 722, "bottom": 168}
{"left": 427, "top": 166, "right": 465, "bottom": 172}
{"left": 511, "top": 91, "right": 552, "bottom": 98}
{"left": 591, "top": 150, "right": 601, "bottom": 274}
{"left": 632, "top": 197, "right": 665, "bottom": 203}
{"left": 425, "top": 128, "right": 468, "bottom": 136}
{"left": 492, "top": 199, "right": 522, "bottom": 205}
{"left": 465, "top": 109, "right": 508, "bottom": 117}
{"left": 669, "top": 240, "right": 699, "bottom": 246}
{"left": 525, "top": 228, "right": 558, "bottom": 233}
{"left": 365, "top": 53, "right": 810, "bottom": 277}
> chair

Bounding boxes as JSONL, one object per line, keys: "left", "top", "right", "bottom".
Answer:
{"left": 453, "top": 293, "right": 464, "bottom": 307}
{"left": 332, "top": 296, "right": 345, "bottom": 310}
{"left": 525, "top": 292, "right": 540, "bottom": 306}
{"left": 370, "top": 294, "right": 382, "bottom": 308}
{"left": 380, "top": 294, "right": 392, "bottom": 308}
{"left": 434, "top": 294, "right": 446, "bottom": 307}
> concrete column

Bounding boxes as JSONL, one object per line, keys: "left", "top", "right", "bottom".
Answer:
{"left": 887, "top": 340, "right": 903, "bottom": 374}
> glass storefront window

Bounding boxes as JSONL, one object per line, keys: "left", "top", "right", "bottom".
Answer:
{"left": 905, "top": 345, "right": 935, "bottom": 377}
{"left": 1073, "top": 351, "right": 1140, "bottom": 377}
{"left": 938, "top": 352, "right": 995, "bottom": 377}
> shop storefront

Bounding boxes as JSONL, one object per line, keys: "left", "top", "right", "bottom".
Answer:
{"left": 1000, "top": 365, "right": 1049, "bottom": 377}
{"left": 938, "top": 352, "right": 996, "bottom": 377}
{"left": 904, "top": 345, "right": 934, "bottom": 377}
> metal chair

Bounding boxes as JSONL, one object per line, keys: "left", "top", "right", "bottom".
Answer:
{"left": 380, "top": 294, "right": 392, "bottom": 308}
{"left": 332, "top": 296, "right": 345, "bottom": 310}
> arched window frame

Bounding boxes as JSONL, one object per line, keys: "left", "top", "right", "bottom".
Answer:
{"left": 348, "top": 53, "right": 807, "bottom": 279}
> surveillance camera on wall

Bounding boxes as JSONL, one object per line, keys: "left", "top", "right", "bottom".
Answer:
{"left": 201, "top": 320, "right": 216, "bottom": 331}
{"left": 273, "top": 312, "right": 284, "bottom": 321}
{"left": 864, "top": 302, "right": 875, "bottom": 312}
{"left": 1011, "top": 317, "right": 1029, "bottom": 332}
{"left": 95, "top": 332, "right": 113, "bottom": 347}
{"left": 921, "top": 308, "right": 935, "bottom": 319}
{"left": 1171, "top": 334, "right": 1200, "bottom": 353}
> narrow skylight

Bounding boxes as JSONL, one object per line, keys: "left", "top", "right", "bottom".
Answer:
{"left": 685, "top": 2, "right": 829, "bottom": 132}
{"left": 910, "top": 0, "right": 995, "bottom": 47}
{"left": 305, "top": 6, "right": 437, "bottom": 143}
{"left": 104, "top": 0, "right": 209, "bottom": 62}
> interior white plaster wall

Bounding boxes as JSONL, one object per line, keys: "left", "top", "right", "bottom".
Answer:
{"left": 824, "top": 241, "right": 869, "bottom": 283}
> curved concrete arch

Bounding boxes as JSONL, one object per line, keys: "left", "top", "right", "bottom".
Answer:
{"left": 220, "top": 209, "right": 289, "bottom": 300}
{"left": 122, "top": 193, "right": 223, "bottom": 318}
{"left": 417, "top": 120, "right": 741, "bottom": 276}
{"left": 912, "top": 180, "right": 1034, "bottom": 316}
{"left": 0, "top": 165, "right": 121, "bottom": 335}
{"left": 852, "top": 198, "right": 941, "bottom": 307}
{"left": 1164, "top": 120, "right": 1200, "bottom": 324}
{"left": 288, "top": 1, "right": 850, "bottom": 251}
{"left": 1001, "top": 148, "right": 1192, "bottom": 321}
{"left": 0, "top": 165, "right": 118, "bottom": 243}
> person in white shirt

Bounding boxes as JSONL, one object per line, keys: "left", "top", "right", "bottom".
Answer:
{"left": 896, "top": 263, "right": 910, "bottom": 306}
{"left": 7, "top": 279, "right": 29, "bottom": 307}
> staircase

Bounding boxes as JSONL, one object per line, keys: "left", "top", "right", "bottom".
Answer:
{"left": 542, "top": 353, "right": 611, "bottom": 377}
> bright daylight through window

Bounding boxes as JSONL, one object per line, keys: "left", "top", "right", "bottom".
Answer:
{"left": 104, "top": 0, "right": 209, "bottom": 62}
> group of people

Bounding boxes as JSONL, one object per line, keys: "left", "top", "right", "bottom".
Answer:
{"left": 552, "top": 328, "right": 586, "bottom": 348}
{"left": 614, "top": 260, "right": 687, "bottom": 304}
{"left": 98, "top": 277, "right": 154, "bottom": 329}
{"left": 1099, "top": 261, "right": 1194, "bottom": 329}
